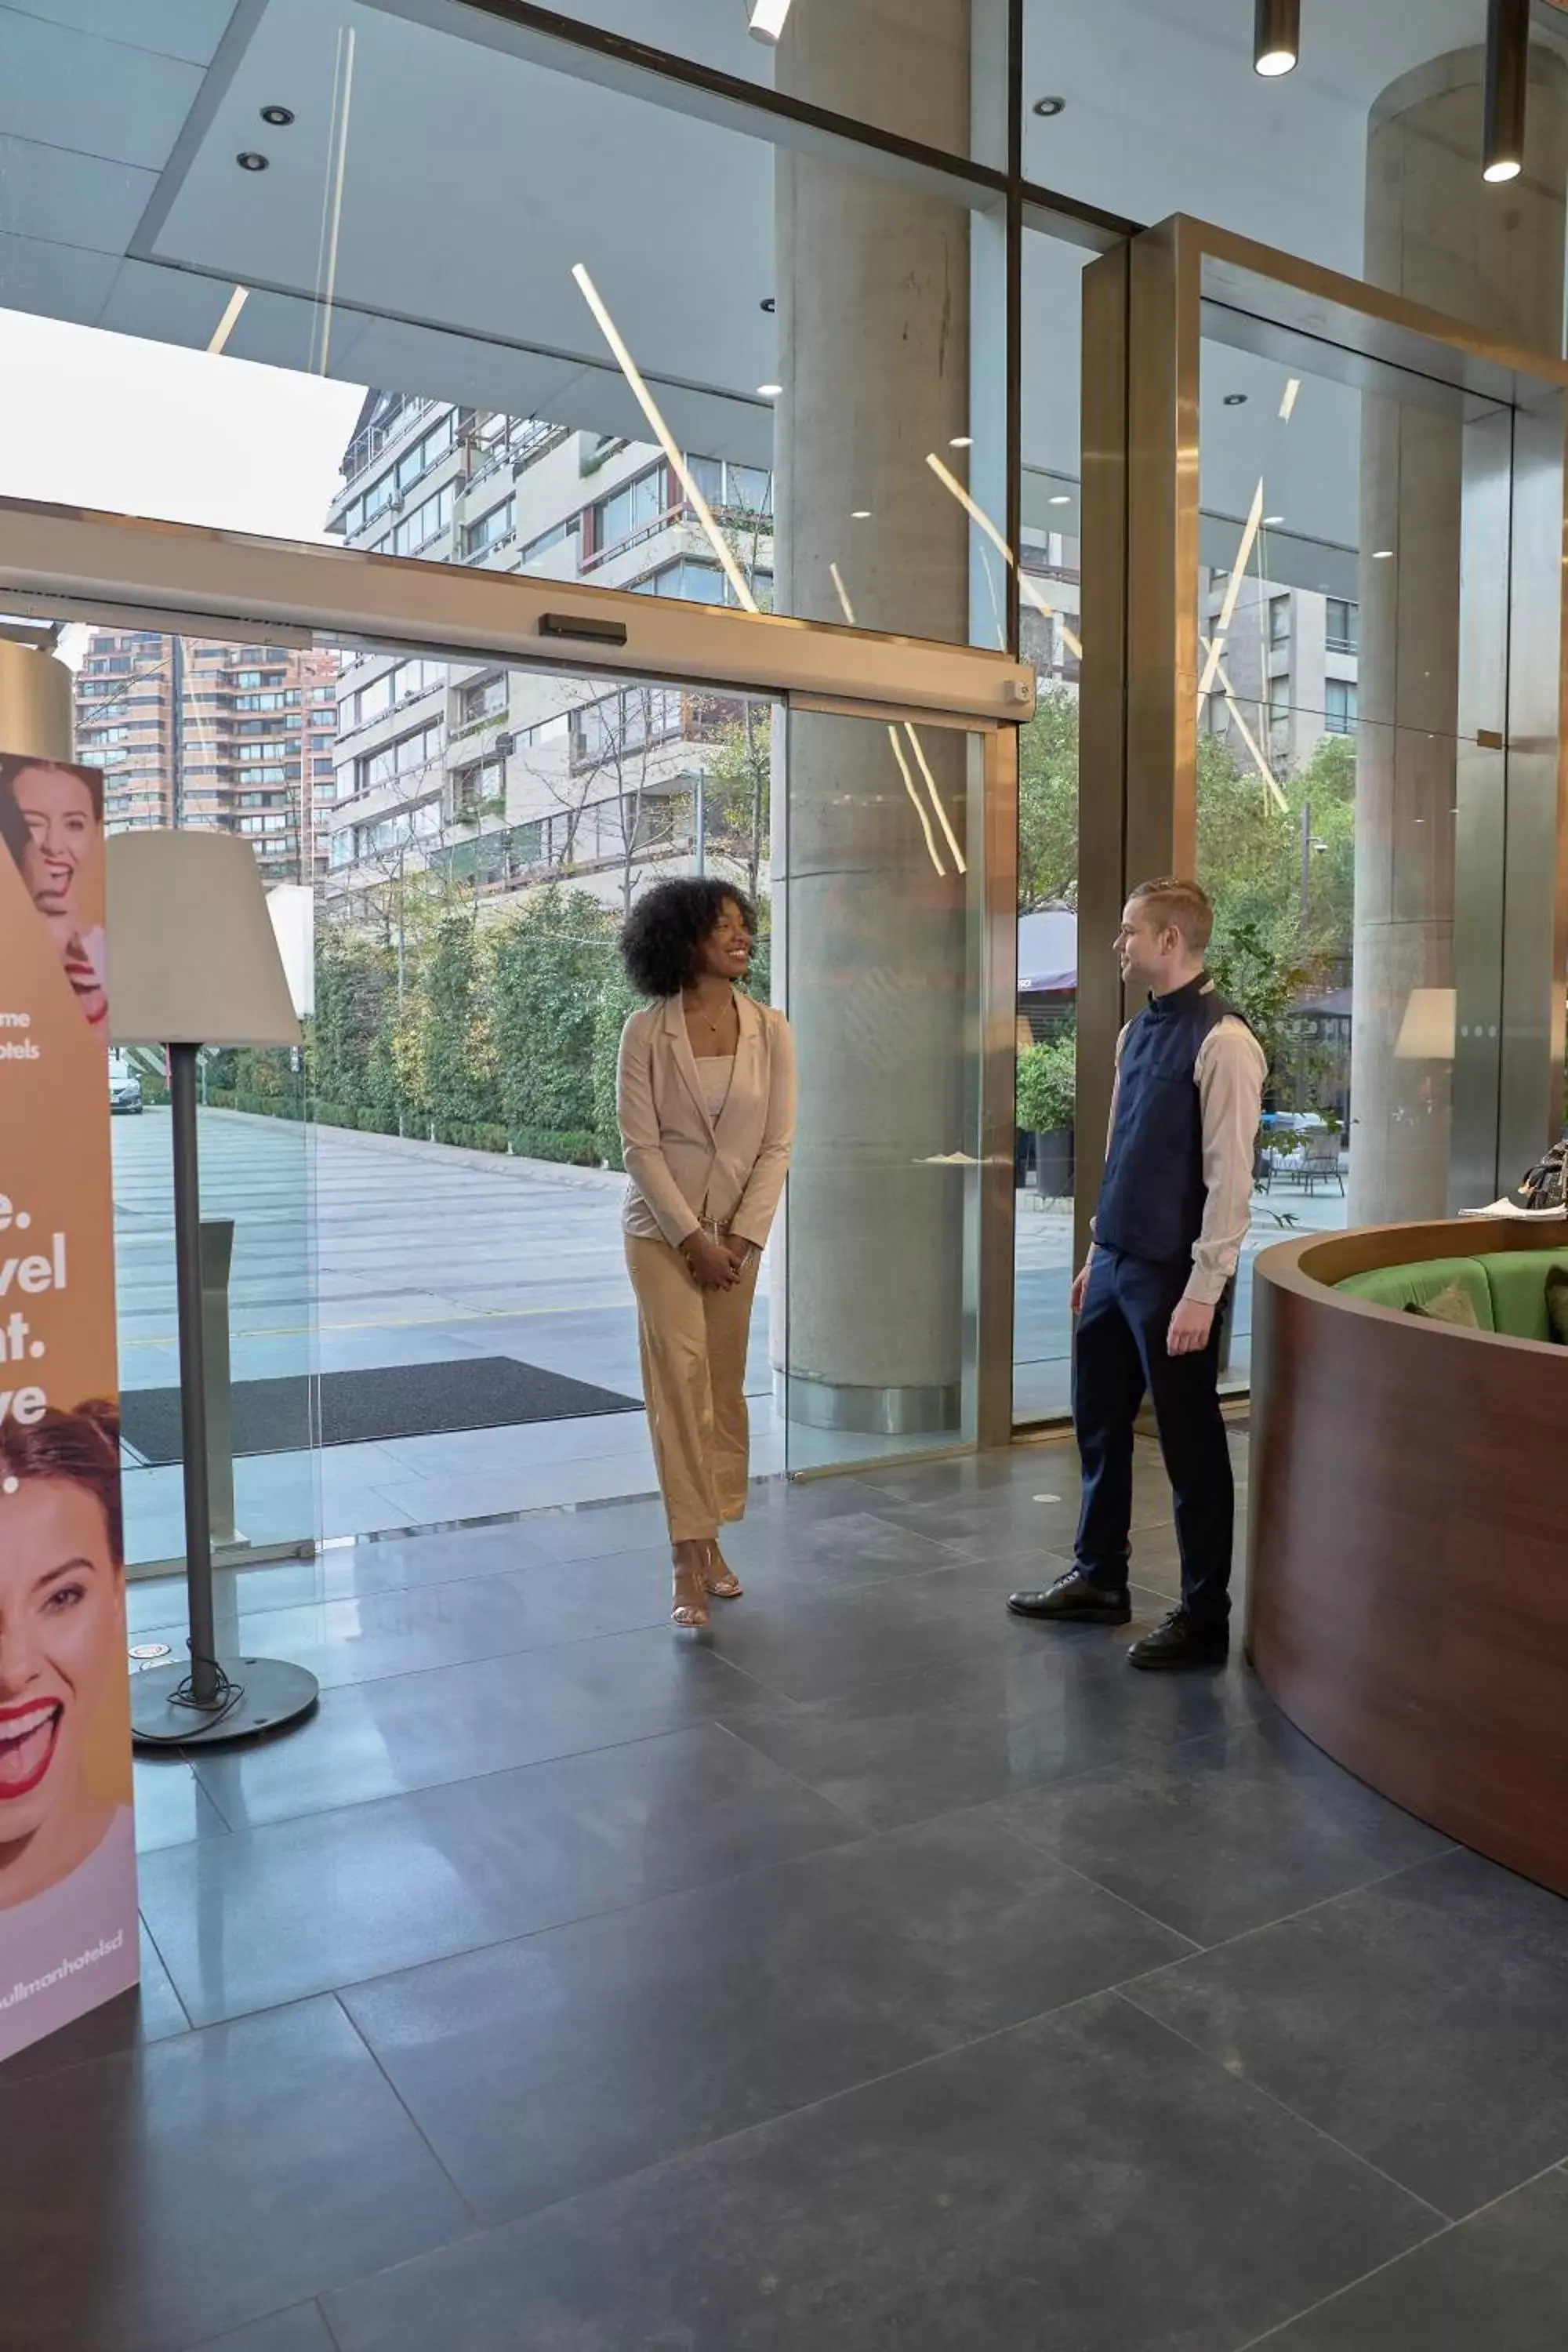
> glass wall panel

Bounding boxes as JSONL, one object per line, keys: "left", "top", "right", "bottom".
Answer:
{"left": 777, "top": 703, "right": 986, "bottom": 1472}
{"left": 1014, "top": 230, "right": 1091, "bottom": 1425}
{"left": 68, "top": 626, "right": 322, "bottom": 1571}
{"left": 1193, "top": 332, "right": 1518, "bottom": 1385}
{"left": 1024, "top": 2, "right": 1568, "bottom": 352}
{"left": 0, "top": 6, "right": 1010, "bottom": 655}
{"left": 470, "top": 0, "right": 1010, "bottom": 165}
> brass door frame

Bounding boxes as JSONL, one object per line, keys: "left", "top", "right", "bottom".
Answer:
{"left": 1076, "top": 214, "right": 1568, "bottom": 1268}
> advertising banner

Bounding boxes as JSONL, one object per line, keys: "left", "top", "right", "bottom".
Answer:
{"left": 0, "top": 751, "right": 138, "bottom": 2061}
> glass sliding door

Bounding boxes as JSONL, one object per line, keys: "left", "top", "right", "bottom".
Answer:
{"left": 775, "top": 701, "right": 993, "bottom": 1473}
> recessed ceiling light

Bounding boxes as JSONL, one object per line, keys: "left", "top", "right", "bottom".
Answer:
{"left": 260, "top": 104, "right": 295, "bottom": 127}
{"left": 1264, "top": 514, "right": 1284, "bottom": 525}
{"left": 757, "top": 383, "right": 782, "bottom": 398}
{"left": 949, "top": 435, "right": 974, "bottom": 448}
{"left": 1224, "top": 393, "right": 1247, "bottom": 407}
{"left": 236, "top": 151, "right": 270, "bottom": 172}
{"left": 1279, "top": 376, "right": 1301, "bottom": 420}
{"left": 1033, "top": 96, "right": 1066, "bottom": 118}
{"left": 1049, "top": 494, "right": 1073, "bottom": 506}
{"left": 1373, "top": 548, "right": 1395, "bottom": 560}
{"left": 851, "top": 510, "right": 872, "bottom": 520}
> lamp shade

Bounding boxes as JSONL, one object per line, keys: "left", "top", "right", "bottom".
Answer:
{"left": 1394, "top": 987, "right": 1457, "bottom": 1061}
{"left": 107, "top": 831, "right": 302, "bottom": 1048}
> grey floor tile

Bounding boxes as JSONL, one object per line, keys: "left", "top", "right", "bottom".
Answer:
{"left": 1260, "top": 2166, "right": 1568, "bottom": 2350}
{"left": 1126, "top": 1848, "right": 1568, "bottom": 2216}
{"left": 0, "top": 1926, "right": 190, "bottom": 2085}
{"left": 343, "top": 1810, "right": 1191, "bottom": 2224}
{"left": 718, "top": 1506, "right": 960, "bottom": 1584}
{"left": 0, "top": 1998, "right": 466, "bottom": 2352}
{"left": 323, "top": 1992, "right": 1438, "bottom": 2352}
{"left": 994, "top": 1711, "right": 1450, "bottom": 1946}
{"left": 179, "top": 2305, "right": 337, "bottom": 2352}
{"left": 133, "top": 1758, "right": 234, "bottom": 1849}
{"left": 720, "top": 1642, "right": 1181, "bottom": 1831}
{"left": 136, "top": 1551, "right": 683, "bottom": 1693}
{"left": 191, "top": 1625, "right": 782, "bottom": 1831}
{"left": 139, "top": 1725, "right": 851, "bottom": 2024}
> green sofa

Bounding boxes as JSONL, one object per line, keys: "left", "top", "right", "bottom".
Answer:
{"left": 1338, "top": 1247, "right": 1568, "bottom": 1340}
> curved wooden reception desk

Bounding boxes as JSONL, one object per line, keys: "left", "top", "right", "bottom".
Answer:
{"left": 1248, "top": 1218, "right": 1568, "bottom": 1898}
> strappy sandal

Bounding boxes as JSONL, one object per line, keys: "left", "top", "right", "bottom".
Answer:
{"left": 703, "top": 1542, "right": 743, "bottom": 1601}
{"left": 671, "top": 1563, "right": 711, "bottom": 1630}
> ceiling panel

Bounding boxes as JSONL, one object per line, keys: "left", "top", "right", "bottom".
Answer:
{"left": 0, "top": 0, "right": 241, "bottom": 66}
{"left": 0, "top": 10, "right": 205, "bottom": 168}
{"left": 0, "top": 133, "right": 158, "bottom": 252}
{"left": 0, "top": 227, "right": 118, "bottom": 323}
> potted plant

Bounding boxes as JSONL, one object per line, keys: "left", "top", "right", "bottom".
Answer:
{"left": 1017, "top": 1036, "right": 1076, "bottom": 1197}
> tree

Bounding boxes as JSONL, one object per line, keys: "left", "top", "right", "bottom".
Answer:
{"left": 416, "top": 910, "right": 500, "bottom": 1134}
{"left": 695, "top": 698, "right": 771, "bottom": 902}
{"left": 491, "top": 886, "right": 615, "bottom": 1141}
{"left": 1018, "top": 688, "right": 1080, "bottom": 911}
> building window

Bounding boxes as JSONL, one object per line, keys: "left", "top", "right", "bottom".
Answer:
{"left": 633, "top": 557, "right": 771, "bottom": 608}
{"left": 1268, "top": 676, "right": 1290, "bottom": 723}
{"left": 687, "top": 456, "right": 773, "bottom": 517}
{"left": 586, "top": 464, "right": 667, "bottom": 561}
{"left": 1325, "top": 679, "right": 1358, "bottom": 735}
{"left": 459, "top": 673, "right": 507, "bottom": 725}
{"left": 520, "top": 517, "right": 578, "bottom": 565}
{"left": 464, "top": 499, "right": 515, "bottom": 559}
{"left": 1326, "top": 598, "right": 1359, "bottom": 654}
{"left": 353, "top": 721, "right": 443, "bottom": 796}
{"left": 1269, "top": 596, "right": 1290, "bottom": 649}
{"left": 390, "top": 483, "right": 453, "bottom": 557}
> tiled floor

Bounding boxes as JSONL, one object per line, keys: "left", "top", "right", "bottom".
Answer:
{"left": 8, "top": 1435, "right": 1568, "bottom": 2350}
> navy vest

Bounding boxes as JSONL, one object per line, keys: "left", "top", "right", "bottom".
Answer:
{"left": 1094, "top": 975, "right": 1246, "bottom": 1267}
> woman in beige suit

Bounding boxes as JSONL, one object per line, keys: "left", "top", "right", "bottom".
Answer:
{"left": 617, "top": 879, "right": 796, "bottom": 1630}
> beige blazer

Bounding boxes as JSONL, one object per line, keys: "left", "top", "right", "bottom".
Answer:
{"left": 617, "top": 989, "right": 797, "bottom": 1249}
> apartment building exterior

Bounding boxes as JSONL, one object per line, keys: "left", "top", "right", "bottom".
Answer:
{"left": 74, "top": 628, "right": 340, "bottom": 885}
{"left": 322, "top": 394, "right": 774, "bottom": 916}
{"left": 1200, "top": 570, "right": 1361, "bottom": 771}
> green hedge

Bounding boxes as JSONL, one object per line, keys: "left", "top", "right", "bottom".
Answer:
{"left": 430, "top": 1119, "right": 510, "bottom": 1154}
{"left": 509, "top": 1127, "right": 601, "bottom": 1167}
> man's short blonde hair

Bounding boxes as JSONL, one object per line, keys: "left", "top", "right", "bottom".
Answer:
{"left": 1127, "top": 877, "right": 1214, "bottom": 955}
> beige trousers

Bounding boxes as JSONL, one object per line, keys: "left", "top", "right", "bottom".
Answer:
{"left": 625, "top": 1234, "right": 760, "bottom": 1544}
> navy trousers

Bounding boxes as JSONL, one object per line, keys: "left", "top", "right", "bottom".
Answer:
{"left": 1072, "top": 1245, "right": 1233, "bottom": 1629}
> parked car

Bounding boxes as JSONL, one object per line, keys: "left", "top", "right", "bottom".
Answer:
{"left": 109, "top": 1058, "right": 143, "bottom": 1115}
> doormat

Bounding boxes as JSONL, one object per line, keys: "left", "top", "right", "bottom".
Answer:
{"left": 122, "top": 1356, "right": 642, "bottom": 1464}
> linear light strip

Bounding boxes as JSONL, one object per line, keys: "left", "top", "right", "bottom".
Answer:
{"left": 1200, "top": 633, "right": 1289, "bottom": 811}
{"left": 887, "top": 724, "right": 946, "bottom": 876}
{"left": 207, "top": 285, "right": 249, "bottom": 357}
{"left": 311, "top": 24, "right": 356, "bottom": 377}
{"left": 831, "top": 561, "right": 958, "bottom": 873}
{"left": 904, "top": 722, "right": 967, "bottom": 874}
{"left": 924, "top": 453, "right": 1084, "bottom": 659}
{"left": 572, "top": 263, "right": 758, "bottom": 614}
{"left": 1198, "top": 479, "right": 1265, "bottom": 699}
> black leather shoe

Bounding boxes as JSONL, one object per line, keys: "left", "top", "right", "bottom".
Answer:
{"left": 1007, "top": 1570, "right": 1131, "bottom": 1624}
{"left": 1127, "top": 1610, "right": 1229, "bottom": 1671}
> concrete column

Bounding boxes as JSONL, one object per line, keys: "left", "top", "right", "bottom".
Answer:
{"left": 0, "top": 641, "right": 73, "bottom": 760}
{"left": 1350, "top": 46, "right": 1568, "bottom": 1221}
{"left": 770, "top": 2, "right": 975, "bottom": 1432}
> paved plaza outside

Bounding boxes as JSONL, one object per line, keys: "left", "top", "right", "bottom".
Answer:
{"left": 114, "top": 1111, "right": 1348, "bottom": 1566}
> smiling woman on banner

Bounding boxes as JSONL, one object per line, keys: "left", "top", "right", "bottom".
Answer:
{"left": 0, "top": 1403, "right": 133, "bottom": 1933}
{"left": 0, "top": 756, "right": 108, "bottom": 1031}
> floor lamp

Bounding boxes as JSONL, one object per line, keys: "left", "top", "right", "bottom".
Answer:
{"left": 109, "top": 830, "right": 321, "bottom": 1747}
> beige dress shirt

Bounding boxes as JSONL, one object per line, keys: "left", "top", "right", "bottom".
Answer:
{"left": 1091, "top": 1013, "right": 1268, "bottom": 1307}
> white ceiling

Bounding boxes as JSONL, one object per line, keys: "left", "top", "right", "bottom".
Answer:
{"left": 0, "top": 0, "right": 1560, "bottom": 543}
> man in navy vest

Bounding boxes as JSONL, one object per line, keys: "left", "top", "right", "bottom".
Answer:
{"left": 1010, "top": 878, "right": 1266, "bottom": 1668}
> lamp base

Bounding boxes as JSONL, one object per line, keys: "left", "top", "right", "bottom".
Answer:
{"left": 130, "top": 1656, "right": 320, "bottom": 1748}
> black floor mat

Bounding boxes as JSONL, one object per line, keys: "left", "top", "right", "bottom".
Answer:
{"left": 122, "top": 1356, "right": 641, "bottom": 1463}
